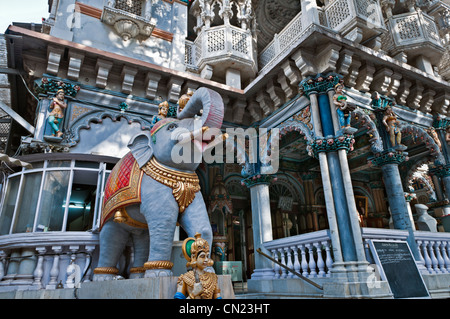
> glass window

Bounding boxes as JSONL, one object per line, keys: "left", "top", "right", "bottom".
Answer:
{"left": 75, "top": 161, "right": 99, "bottom": 169}
{"left": 12, "top": 173, "right": 42, "bottom": 233}
{"left": 25, "top": 162, "right": 44, "bottom": 170}
{"left": 66, "top": 183, "right": 96, "bottom": 231}
{"left": 36, "top": 171, "right": 71, "bottom": 232}
{"left": 47, "top": 160, "right": 71, "bottom": 168}
{"left": 0, "top": 176, "right": 21, "bottom": 235}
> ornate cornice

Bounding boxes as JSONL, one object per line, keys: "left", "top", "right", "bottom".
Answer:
{"left": 429, "top": 164, "right": 450, "bottom": 178}
{"left": 35, "top": 78, "right": 81, "bottom": 97}
{"left": 307, "top": 134, "right": 355, "bottom": 158}
{"left": 299, "top": 73, "right": 342, "bottom": 96}
{"left": 241, "top": 174, "right": 277, "bottom": 188}
{"left": 368, "top": 150, "right": 409, "bottom": 166}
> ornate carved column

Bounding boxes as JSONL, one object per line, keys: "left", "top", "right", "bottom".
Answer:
{"left": 302, "top": 73, "right": 371, "bottom": 281}
{"left": 369, "top": 94, "right": 421, "bottom": 261}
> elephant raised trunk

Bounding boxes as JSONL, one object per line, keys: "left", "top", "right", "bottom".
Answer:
{"left": 177, "top": 87, "right": 224, "bottom": 130}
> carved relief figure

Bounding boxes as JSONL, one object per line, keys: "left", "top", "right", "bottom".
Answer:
{"left": 174, "top": 233, "right": 222, "bottom": 299}
{"left": 333, "top": 83, "right": 353, "bottom": 129}
{"left": 48, "top": 89, "right": 67, "bottom": 138}
{"left": 382, "top": 106, "right": 402, "bottom": 147}
{"left": 427, "top": 127, "right": 442, "bottom": 150}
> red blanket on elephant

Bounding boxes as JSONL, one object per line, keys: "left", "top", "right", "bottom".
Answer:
{"left": 100, "top": 152, "right": 143, "bottom": 228}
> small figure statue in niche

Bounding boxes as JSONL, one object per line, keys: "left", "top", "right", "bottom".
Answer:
{"left": 174, "top": 233, "right": 222, "bottom": 299}
{"left": 382, "top": 106, "right": 403, "bottom": 148}
{"left": 333, "top": 83, "right": 355, "bottom": 131}
{"left": 48, "top": 89, "right": 67, "bottom": 138}
{"left": 427, "top": 127, "right": 442, "bottom": 150}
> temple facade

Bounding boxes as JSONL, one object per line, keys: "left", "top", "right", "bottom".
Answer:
{"left": 0, "top": 0, "right": 449, "bottom": 298}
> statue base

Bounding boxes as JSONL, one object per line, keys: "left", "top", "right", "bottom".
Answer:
{"left": 0, "top": 276, "right": 235, "bottom": 299}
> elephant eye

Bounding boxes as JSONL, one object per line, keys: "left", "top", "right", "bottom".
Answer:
{"left": 167, "top": 123, "right": 178, "bottom": 131}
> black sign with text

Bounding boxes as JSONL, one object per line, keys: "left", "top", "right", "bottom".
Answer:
{"left": 369, "top": 240, "right": 430, "bottom": 299}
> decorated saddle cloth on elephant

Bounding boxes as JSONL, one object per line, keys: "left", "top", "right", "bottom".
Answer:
{"left": 101, "top": 151, "right": 201, "bottom": 229}
{"left": 100, "top": 152, "right": 144, "bottom": 228}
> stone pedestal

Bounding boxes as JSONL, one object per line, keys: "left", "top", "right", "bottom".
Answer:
{"left": 0, "top": 276, "right": 235, "bottom": 299}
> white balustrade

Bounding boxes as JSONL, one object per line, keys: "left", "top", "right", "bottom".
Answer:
{"left": 191, "top": 24, "right": 254, "bottom": 69}
{"left": 264, "top": 229, "right": 333, "bottom": 279}
{"left": 385, "top": 10, "right": 442, "bottom": 49}
{"left": 0, "top": 232, "right": 99, "bottom": 290}
{"left": 264, "top": 228, "right": 450, "bottom": 280}
{"left": 258, "top": 11, "right": 303, "bottom": 71}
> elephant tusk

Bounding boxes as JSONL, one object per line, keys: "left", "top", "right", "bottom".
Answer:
{"left": 175, "top": 126, "right": 210, "bottom": 144}
{"left": 176, "top": 131, "right": 193, "bottom": 144}
{"left": 203, "top": 133, "right": 229, "bottom": 152}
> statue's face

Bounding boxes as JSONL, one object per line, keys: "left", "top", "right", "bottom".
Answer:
{"left": 196, "top": 251, "right": 210, "bottom": 271}
{"left": 57, "top": 91, "right": 65, "bottom": 100}
{"left": 159, "top": 106, "right": 168, "bottom": 117}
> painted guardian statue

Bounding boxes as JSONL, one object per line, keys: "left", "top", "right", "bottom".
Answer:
{"left": 93, "top": 87, "right": 227, "bottom": 280}
{"left": 174, "top": 233, "right": 222, "bottom": 299}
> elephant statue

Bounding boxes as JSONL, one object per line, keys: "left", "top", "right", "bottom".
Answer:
{"left": 93, "top": 87, "right": 226, "bottom": 280}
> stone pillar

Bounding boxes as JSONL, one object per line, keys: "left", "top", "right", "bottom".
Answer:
{"left": 370, "top": 152, "right": 421, "bottom": 261}
{"left": 302, "top": 74, "right": 371, "bottom": 282}
{"left": 244, "top": 176, "right": 275, "bottom": 280}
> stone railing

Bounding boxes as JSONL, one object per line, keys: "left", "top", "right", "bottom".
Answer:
{"left": 185, "top": 39, "right": 197, "bottom": 71}
{"left": 0, "top": 232, "right": 99, "bottom": 290}
{"left": 263, "top": 229, "right": 333, "bottom": 278}
{"left": 263, "top": 228, "right": 450, "bottom": 279}
{"left": 258, "top": 11, "right": 303, "bottom": 71}
{"left": 257, "top": 0, "right": 385, "bottom": 72}
{"left": 323, "top": 0, "right": 383, "bottom": 31}
{"left": 192, "top": 24, "right": 255, "bottom": 70}
{"left": 384, "top": 10, "right": 442, "bottom": 51}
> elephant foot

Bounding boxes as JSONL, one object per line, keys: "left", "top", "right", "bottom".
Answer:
{"left": 129, "top": 266, "right": 146, "bottom": 279}
{"left": 93, "top": 267, "right": 119, "bottom": 281}
{"left": 144, "top": 261, "right": 174, "bottom": 277}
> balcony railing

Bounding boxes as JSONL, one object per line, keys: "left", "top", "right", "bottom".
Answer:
{"left": 263, "top": 228, "right": 450, "bottom": 279}
{"left": 384, "top": 10, "right": 442, "bottom": 51}
{"left": 0, "top": 232, "right": 98, "bottom": 290}
{"left": 186, "top": 24, "right": 255, "bottom": 71}
{"left": 258, "top": 11, "right": 303, "bottom": 71}
{"left": 257, "top": 0, "right": 385, "bottom": 72}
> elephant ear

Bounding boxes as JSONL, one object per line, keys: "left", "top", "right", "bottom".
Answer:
{"left": 127, "top": 132, "right": 153, "bottom": 168}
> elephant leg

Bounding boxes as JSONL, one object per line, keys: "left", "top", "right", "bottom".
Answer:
{"left": 93, "top": 220, "right": 130, "bottom": 281}
{"left": 129, "top": 228, "right": 150, "bottom": 279}
{"left": 179, "top": 191, "right": 213, "bottom": 255}
{"left": 140, "top": 177, "right": 179, "bottom": 277}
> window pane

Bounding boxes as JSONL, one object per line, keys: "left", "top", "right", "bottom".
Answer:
{"left": 47, "top": 160, "right": 71, "bottom": 168}
{"left": 75, "top": 161, "right": 99, "bottom": 169}
{"left": 25, "top": 162, "right": 44, "bottom": 170}
{"left": 11, "top": 173, "right": 43, "bottom": 233}
{"left": 36, "top": 171, "right": 70, "bottom": 231}
{"left": 0, "top": 176, "right": 21, "bottom": 235}
{"left": 66, "top": 183, "right": 96, "bottom": 231}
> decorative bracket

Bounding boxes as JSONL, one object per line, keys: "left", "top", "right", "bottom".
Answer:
{"left": 101, "top": 6, "right": 156, "bottom": 41}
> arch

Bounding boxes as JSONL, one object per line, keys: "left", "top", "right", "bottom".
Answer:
{"left": 400, "top": 124, "right": 445, "bottom": 165}
{"left": 67, "top": 111, "right": 152, "bottom": 146}
{"left": 404, "top": 159, "right": 437, "bottom": 201}
{"left": 351, "top": 108, "right": 383, "bottom": 153}
{"left": 269, "top": 173, "right": 305, "bottom": 204}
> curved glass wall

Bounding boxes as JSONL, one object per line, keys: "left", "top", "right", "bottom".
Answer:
{"left": 0, "top": 157, "right": 114, "bottom": 235}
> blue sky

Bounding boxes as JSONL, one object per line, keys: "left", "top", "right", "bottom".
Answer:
{"left": 0, "top": 0, "right": 49, "bottom": 33}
